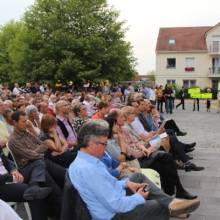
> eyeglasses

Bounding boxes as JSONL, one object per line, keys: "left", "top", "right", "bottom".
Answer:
{"left": 95, "top": 141, "right": 107, "bottom": 147}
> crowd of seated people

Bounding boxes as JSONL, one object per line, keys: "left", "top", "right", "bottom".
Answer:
{"left": 0, "top": 83, "right": 204, "bottom": 219}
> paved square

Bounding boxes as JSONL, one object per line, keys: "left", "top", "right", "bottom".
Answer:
{"left": 171, "top": 100, "right": 220, "bottom": 220}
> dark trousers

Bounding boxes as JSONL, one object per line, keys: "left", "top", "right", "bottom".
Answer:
{"left": 0, "top": 183, "right": 48, "bottom": 220}
{"left": 21, "top": 159, "right": 65, "bottom": 219}
{"left": 165, "top": 129, "right": 189, "bottom": 162}
{"left": 176, "top": 97, "right": 185, "bottom": 109}
{"left": 164, "top": 120, "right": 180, "bottom": 133}
{"left": 193, "top": 99, "right": 199, "bottom": 111}
{"left": 20, "top": 159, "right": 46, "bottom": 185}
{"left": 169, "top": 136, "right": 189, "bottom": 163}
{"left": 139, "top": 152, "right": 185, "bottom": 195}
{"left": 49, "top": 150, "right": 77, "bottom": 168}
{"left": 45, "top": 159, "right": 66, "bottom": 218}
{"left": 157, "top": 100, "right": 164, "bottom": 113}
{"left": 112, "top": 173, "right": 170, "bottom": 220}
{"left": 165, "top": 98, "right": 173, "bottom": 114}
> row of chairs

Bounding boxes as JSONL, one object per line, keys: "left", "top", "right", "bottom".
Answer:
{"left": 3, "top": 144, "right": 161, "bottom": 220}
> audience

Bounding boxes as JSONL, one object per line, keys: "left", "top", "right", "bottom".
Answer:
{"left": 68, "top": 120, "right": 200, "bottom": 220}
{"left": 0, "top": 83, "right": 205, "bottom": 219}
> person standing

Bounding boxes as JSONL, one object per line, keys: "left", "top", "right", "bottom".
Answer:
{"left": 176, "top": 86, "right": 185, "bottom": 110}
{"left": 217, "top": 90, "right": 220, "bottom": 113}
{"left": 155, "top": 85, "right": 164, "bottom": 113}
{"left": 164, "top": 84, "right": 173, "bottom": 114}
{"left": 193, "top": 98, "right": 200, "bottom": 111}
{"left": 206, "top": 88, "right": 211, "bottom": 112}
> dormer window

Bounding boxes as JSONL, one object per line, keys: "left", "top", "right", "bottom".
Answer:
{"left": 168, "top": 38, "right": 175, "bottom": 45}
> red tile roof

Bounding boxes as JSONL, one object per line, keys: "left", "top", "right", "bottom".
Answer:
{"left": 156, "top": 26, "right": 212, "bottom": 52}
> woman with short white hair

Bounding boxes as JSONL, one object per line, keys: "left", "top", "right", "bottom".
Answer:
{"left": 25, "top": 105, "right": 41, "bottom": 136}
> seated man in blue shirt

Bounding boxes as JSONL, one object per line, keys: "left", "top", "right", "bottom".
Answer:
{"left": 68, "top": 120, "right": 200, "bottom": 220}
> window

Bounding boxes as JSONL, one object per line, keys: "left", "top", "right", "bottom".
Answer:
{"left": 213, "top": 41, "right": 220, "bottom": 53}
{"left": 212, "top": 80, "right": 219, "bottom": 89}
{"left": 185, "top": 57, "right": 195, "bottom": 72}
{"left": 167, "top": 58, "right": 176, "bottom": 68}
{"left": 168, "top": 38, "right": 175, "bottom": 45}
{"left": 183, "top": 80, "right": 196, "bottom": 88}
{"left": 167, "top": 80, "right": 176, "bottom": 85}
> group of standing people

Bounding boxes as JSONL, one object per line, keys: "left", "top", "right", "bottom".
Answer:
{"left": 155, "top": 84, "right": 183, "bottom": 114}
{"left": 154, "top": 84, "right": 220, "bottom": 113}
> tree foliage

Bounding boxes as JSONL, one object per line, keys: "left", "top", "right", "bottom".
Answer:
{"left": 0, "top": 0, "right": 136, "bottom": 83}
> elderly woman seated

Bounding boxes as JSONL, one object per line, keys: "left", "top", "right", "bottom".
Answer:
{"left": 104, "top": 109, "right": 197, "bottom": 200}
{"left": 25, "top": 105, "right": 41, "bottom": 137}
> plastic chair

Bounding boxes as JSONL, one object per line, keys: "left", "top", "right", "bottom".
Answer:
{"left": 5, "top": 143, "right": 32, "bottom": 220}
{"left": 141, "top": 168, "right": 161, "bottom": 189}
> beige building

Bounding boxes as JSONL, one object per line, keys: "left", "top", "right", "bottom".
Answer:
{"left": 155, "top": 23, "right": 220, "bottom": 89}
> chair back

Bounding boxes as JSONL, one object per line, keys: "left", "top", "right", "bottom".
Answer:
{"left": 6, "top": 143, "right": 18, "bottom": 169}
{"left": 61, "top": 172, "right": 91, "bottom": 220}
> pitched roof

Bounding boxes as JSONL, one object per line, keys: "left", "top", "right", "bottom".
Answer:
{"left": 156, "top": 26, "right": 212, "bottom": 52}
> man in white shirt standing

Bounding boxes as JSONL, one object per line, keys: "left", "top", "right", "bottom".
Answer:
{"left": 12, "top": 83, "right": 21, "bottom": 96}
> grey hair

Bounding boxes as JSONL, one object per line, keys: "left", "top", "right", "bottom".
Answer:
{"left": 72, "top": 103, "right": 83, "bottom": 117}
{"left": 77, "top": 120, "right": 109, "bottom": 149}
{"left": 3, "top": 108, "right": 13, "bottom": 119}
{"left": 25, "top": 105, "right": 38, "bottom": 116}
{"left": 4, "top": 100, "right": 13, "bottom": 105}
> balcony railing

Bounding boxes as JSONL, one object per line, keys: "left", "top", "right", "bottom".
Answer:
{"left": 208, "top": 67, "right": 220, "bottom": 77}
{"left": 208, "top": 44, "right": 220, "bottom": 54}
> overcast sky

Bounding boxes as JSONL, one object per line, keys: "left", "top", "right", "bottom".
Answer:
{"left": 1, "top": 0, "right": 220, "bottom": 75}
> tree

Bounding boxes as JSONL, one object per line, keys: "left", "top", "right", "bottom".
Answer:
{"left": 0, "top": 21, "right": 24, "bottom": 83}
{"left": 10, "top": 0, "right": 136, "bottom": 83}
{"left": 146, "top": 70, "right": 155, "bottom": 86}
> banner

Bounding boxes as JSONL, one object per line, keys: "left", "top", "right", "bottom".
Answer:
{"left": 190, "top": 93, "right": 202, "bottom": 99}
{"left": 188, "top": 88, "right": 201, "bottom": 94}
{"left": 190, "top": 93, "right": 212, "bottom": 99}
{"left": 201, "top": 93, "right": 212, "bottom": 99}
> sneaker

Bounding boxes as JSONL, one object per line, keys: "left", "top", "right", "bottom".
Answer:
{"left": 23, "top": 185, "right": 52, "bottom": 201}
{"left": 169, "top": 198, "right": 200, "bottom": 216}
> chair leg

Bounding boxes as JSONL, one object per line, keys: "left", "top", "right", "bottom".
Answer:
{"left": 24, "top": 202, "right": 32, "bottom": 220}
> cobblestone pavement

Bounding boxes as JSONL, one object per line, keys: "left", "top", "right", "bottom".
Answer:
{"left": 170, "top": 99, "right": 220, "bottom": 220}
{"left": 17, "top": 99, "right": 220, "bottom": 220}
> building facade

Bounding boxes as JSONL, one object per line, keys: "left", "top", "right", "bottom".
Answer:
{"left": 155, "top": 23, "right": 220, "bottom": 89}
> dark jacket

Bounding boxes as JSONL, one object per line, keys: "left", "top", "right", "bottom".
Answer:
{"left": 0, "top": 149, "right": 15, "bottom": 185}
{"left": 61, "top": 172, "right": 91, "bottom": 220}
{"left": 57, "top": 118, "right": 74, "bottom": 139}
{"left": 138, "top": 113, "right": 152, "bottom": 132}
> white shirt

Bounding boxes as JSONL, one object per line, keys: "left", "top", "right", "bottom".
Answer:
{"left": 0, "top": 158, "right": 8, "bottom": 175}
{"left": 39, "top": 85, "right": 45, "bottom": 93}
{"left": 0, "top": 199, "right": 22, "bottom": 220}
{"left": 130, "top": 117, "right": 148, "bottom": 136}
{"left": 83, "top": 100, "right": 95, "bottom": 118}
{"left": 12, "top": 87, "right": 20, "bottom": 96}
{"left": 149, "top": 88, "right": 156, "bottom": 101}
